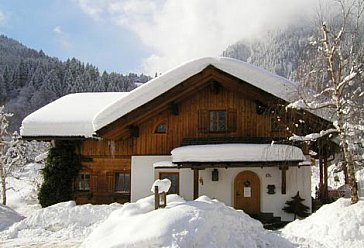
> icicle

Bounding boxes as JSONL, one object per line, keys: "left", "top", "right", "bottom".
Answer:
{"left": 108, "top": 140, "right": 115, "bottom": 159}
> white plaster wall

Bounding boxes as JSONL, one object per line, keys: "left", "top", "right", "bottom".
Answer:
{"left": 131, "top": 156, "right": 194, "bottom": 202}
{"left": 131, "top": 156, "right": 171, "bottom": 202}
{"left": 131, "top": 155, "right": 311, "bottom": 221}
{"left": 153, "top": 168, "right": 194, "bottom": 201}
{"left": 199, "top": 166, "right": 311, "bottom": 222}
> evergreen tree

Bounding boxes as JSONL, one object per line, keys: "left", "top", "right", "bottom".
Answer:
{"left": 38, "top": 142, "right": 81, "bottom": 207}
{"left": 283, "top": 191, "right": 310, "bottom": 219}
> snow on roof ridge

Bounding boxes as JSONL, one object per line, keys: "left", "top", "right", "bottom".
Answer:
{"left": 93, "top": 57, "right": 299, "bottom": 131}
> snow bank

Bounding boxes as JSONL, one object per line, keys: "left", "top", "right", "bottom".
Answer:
{"left": 0, "top": 205, "right": 24, "bottom": 231}
{"left": 357, "top": 169, "right": 364, "bottom": 197}
{"left": 282, "top": 198, "right": 364, "bottom": 248}
{"left": 6, "top": 163, "right": 44, "bottom": 217}
{"left": 82, "top": 195, "right": 293, "bottom": 248}
{"left": 0, "top": 201, "right": 121, "bottom": 243}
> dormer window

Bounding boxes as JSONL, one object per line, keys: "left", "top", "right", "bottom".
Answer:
{"left": 155, "top": 122, "right": 167, "bottom": 133}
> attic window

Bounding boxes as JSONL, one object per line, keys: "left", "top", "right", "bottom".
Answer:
{"left": 199, "top": 109, "right": 237, "bottom": 133}
{"left": 155, "top": 122, "right": 167, "bottom": 133}
{"left": 210, "top": 111, "right": 227, "bottom": 132}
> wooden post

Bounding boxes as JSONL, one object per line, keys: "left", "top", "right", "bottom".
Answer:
{"left": 160, "top": 192, "right": 166, "bottom": 208}
{"left": 193, "top": 168, "right": 199, "bottom": 200}
{"left": 280, "top": 166, "right": 287, "bottom": 194}
{"left": 323, "top": 156, "right": 328, "bottom": 203}
{"left": 319, "top": 157, "right": 324, "bottom": 200}
{"left": 154, "top": 185, "right": 159, "bottom": 210}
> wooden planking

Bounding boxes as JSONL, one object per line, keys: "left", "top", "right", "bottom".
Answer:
{"left": 74, "top": 157, "right": 131, "bottom": 204}
{"left": 79, "top": 66, "right": 325, "bottom": 157}
{"left": 81, "top": 139, "right": 133, "bottom": 157}
{"left": 81, "top": 85, "right": 293, "bottom": 157}
{"left": 132, "top": 85, "right": 276, "bottom": 155}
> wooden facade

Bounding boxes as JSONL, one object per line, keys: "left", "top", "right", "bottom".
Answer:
{"left": 74, "top": 66, "right": 330, "bottom": 204}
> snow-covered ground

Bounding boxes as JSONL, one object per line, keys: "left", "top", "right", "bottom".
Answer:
{"left": 1, "top": 162, "right": 364, "bottom": 247}
{"left": 6, "top": 163, "right": 44, "bottom": 217}
{"left": 1, "top": 201, "right": 121, "bottom": 247}
{"left": 81, "top": 195, "right": 292, "bottom": 248}
{"left": 282, "top": 198, "right": 364, "bottom": 248}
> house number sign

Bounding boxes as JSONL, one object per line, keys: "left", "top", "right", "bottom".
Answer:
{"left": 243, "top": 180, "right": 251, "bottom": 198}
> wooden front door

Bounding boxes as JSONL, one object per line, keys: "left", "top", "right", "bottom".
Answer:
{"left": 234, "top": 170, "right": 260, "bottom": 215}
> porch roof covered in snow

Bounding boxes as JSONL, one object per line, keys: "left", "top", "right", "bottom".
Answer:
{"left": 154, "top": 144, "right": 308, "bottom": 169}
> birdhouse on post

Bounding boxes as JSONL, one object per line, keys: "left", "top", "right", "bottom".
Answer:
{"left": 151, "top": 179, "right": 171, "bottom": 209}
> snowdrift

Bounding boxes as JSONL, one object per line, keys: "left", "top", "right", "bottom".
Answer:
{"left": 1, "top": 201, "right": 121, "bottom": 243}
{"left": 0, "top": 205, "right": 24, "bottom": 231}
{"left": 81, "top": 195, "right": 293, "bottom": 248}
{"left": 6, "top": 163, "right": 44, "bottom": 217}
{"left": 282, "top": 198, "right": 364, "bottom": 248}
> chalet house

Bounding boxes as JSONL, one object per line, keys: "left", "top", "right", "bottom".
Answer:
{"left": 21, "top": 57, "right": 334, "bottom": 221}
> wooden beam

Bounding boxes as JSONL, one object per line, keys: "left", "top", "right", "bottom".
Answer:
{"left": 280, "top": 166, "right": 288, "bottom": 194}
{"left": 319, "top": 157, "right": 323, "bottom": 200}
{"left": 323, "top": 156, "right": 328, "bottom": 202}
{"left": 169, "top": 102, "right": 179, "bottom": 115}
{"left": 209, "top": 80, "right": 222, "bottom": 94}
{"left": 193, "top": 168, "right": 199, "bottom": 200}
{"left": 129, "top": 125, "right": 139, "bottom": 138}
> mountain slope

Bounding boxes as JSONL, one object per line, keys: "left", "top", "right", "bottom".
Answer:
{"left": 0, "top": 35, "right": 150, "bottom": 131}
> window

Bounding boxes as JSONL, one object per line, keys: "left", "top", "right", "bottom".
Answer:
{"left": 199, "top": 109, "right": 236, "bottom": 133}
{"left": 159, "top": 172, "right": 179, "bottom": 194}
{"left": 154, "top": 122, "right": 167, "bottom": 133}
{"left": 115, "top": 172, "right": 130, "bottom": 193}
{"left": 77, "top": 173, "right": 90, "bottom": 191}
{"left": 209, "top": 111, "right": 227, "bottom": 132}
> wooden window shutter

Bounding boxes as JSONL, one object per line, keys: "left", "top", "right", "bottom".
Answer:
{"left": 227, "top": 108, "right": 237, "bottom": 132}
{"left": 106, "top": 172, "right": 114, "bottom": 192}
{"left": 90, "top": 174, "right": 98, "bottom": 191}
{"left": 198, "top": 109, "right": 209, "bottom": 133}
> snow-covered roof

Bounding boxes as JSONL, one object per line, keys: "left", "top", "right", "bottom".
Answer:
{"left": 93, "top": 57, "right": 298, "bottom": 131}
{"left": 21, "top": 57, "right": 299, "bottom": 138}
{"left": 171, "top": 144, "right": 306, "bottom": 163}
{"left": 21, "top": 92, "right": 129, "bottom": 138}
{"left": 153, "top": 161, "right": 177, "bottom": 168}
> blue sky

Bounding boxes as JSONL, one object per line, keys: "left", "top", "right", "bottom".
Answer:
{"left": 0, "top": 0, "right": 316, "bottom": 75}
{"left": 0, "top": 0, "right": 149, "bottom": 73}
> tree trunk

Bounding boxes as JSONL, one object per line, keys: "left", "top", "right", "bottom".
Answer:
{"left": 0, "top": 162, "right": 6, "bottom": 205}
{"left": 337, "top": 107, "right": 359, "bottom": 204}
{"left": 341, "top": 136, "right": 359, "bottom": 204}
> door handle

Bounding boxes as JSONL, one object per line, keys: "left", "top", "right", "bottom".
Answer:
{"left": 236, "top": 193, "right": 241, "bottom": 196}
